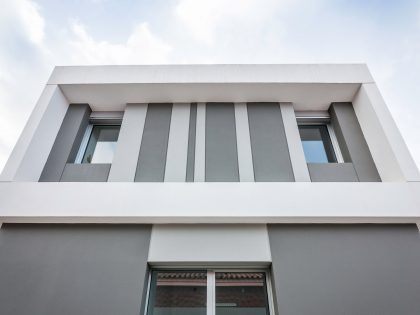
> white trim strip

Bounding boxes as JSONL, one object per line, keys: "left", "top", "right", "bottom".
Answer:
{"left": 195, "top": 103, "right": 206, "bottom": 182}
{"left": 280, "top": 103, "right": 311, "bottom": 182}
{"left": 234, "top": 103, "right": 254, "bottom": 182}
{"left": 165, "top": 103, "right": 191, "bottom": 182}
{"left": 207, "top": 270, "right": 216, "bottom": 315}
{"left": 108, "top": 103, "right": 148, "bottom": 182}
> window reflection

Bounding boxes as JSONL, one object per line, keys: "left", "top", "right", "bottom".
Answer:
{"left": 82, "top": 125, "right": 120, "bottom": 164}
{"left": 298, "top": 125, "right": 337, "bottom": 163}
{"left": 147, "top": 271, "right": 207, "bottom": 315}
{"left": 216, "top": 272, "right": 270, "bottom": 315}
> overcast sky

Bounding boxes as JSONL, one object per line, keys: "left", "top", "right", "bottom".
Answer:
{"left": 0, "top": 0, "right": 419, "bottom": 172}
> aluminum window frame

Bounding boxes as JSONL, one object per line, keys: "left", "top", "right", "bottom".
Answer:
{"left": 74, "top": 112, "right": 123, "bottom": 164}
{"left": 144, "top": 268, "right": 275, "bottom": 315}
{"left": 296, "top": 113, "right": 344, "bottom": 163}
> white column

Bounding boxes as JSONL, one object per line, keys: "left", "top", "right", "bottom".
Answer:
{"left": 280, "top": 102, "right": 311, "bottom": 182}
{"left": 194, "top": 103, "right": 206, "bottom": 182}
{"left": 10, "top": 85, "right": 69, "bottom": 182}
{"left": 234, "top": 103, "right": 254, "bottom": 182}
{"left": 353, "top": 83, "right": 420, "bottom": 182}
{"left": 108, "top": 103, "right": 148, "bottom": 182}
{"left": 207, "top": 271, "right": 216, "bottom": 315}
{"left": 165, "top": 103, "right": 191, "bottom": 182}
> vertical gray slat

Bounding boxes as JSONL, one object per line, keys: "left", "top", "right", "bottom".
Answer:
{"left": 330, "top": 102, "right": 381, "bottom": 182}
{"left": 205, "top": 103, "right": 239, "bottom": 182}
{"left": 268, "top": 224, "right": 420, "bottom": 315}
{"left": 247, "top": 103, "right": 294, "bottom": 182}
{"left": 0, "top": 224, "right": 152, "bottom": 315}
{"left": 39, "top": 104, "right": 91, "bottom": 182}
{"left": 186, "top": 103, "right": 197, "bottom": 182}
{"left": 135, "top": 104, "right": 172, "bottom": 182}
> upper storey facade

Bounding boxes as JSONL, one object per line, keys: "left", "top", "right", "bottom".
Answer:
{"left": 0, "top": 64, "right": 419, "bottom": 224}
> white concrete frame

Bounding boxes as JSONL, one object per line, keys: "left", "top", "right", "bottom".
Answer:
{"left": 1, "top": 64, "right": 419, "bottom": 225}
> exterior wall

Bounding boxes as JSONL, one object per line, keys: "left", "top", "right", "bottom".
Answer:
{"left": 60, "top": 163, "right": 110, "bottom": 182}
{"left": 0, "top": 224, "right": 151, "bottom": 315}
{"left": 268, "top": 224, "right": 420, "bottom": 315}
{"left": 40, "top": 104, "right": 91, "bottom": 182}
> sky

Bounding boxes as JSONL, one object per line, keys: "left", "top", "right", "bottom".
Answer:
{"left": 0, "top": 0, "right": 419, "bottom": 172}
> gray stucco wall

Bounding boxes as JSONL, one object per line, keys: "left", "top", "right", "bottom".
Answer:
{"left": 247, "top": 103, "right": 294, "bottom": 182}
{"left": 205, "top": 103, "right": 239, "bottom": 182}
{"left": 268, "top": 224, "right": 420, "bottom": 315}
{"left": 330, "top": 103, "right": 381, "bottom": 182}
{"left": 39, "top": 104, "right": 91, "bottom": 182}
{"left": 308, "top": 163, "right": 359, "bottom": 182}
{"left": 135, "top": 104, "right": 172, "bottom": 182}
{"left": 60, "top": 163, "right": 111, "bottom": 182}
{"left": 0, "top": 224, "right": 151, "bottom": 315}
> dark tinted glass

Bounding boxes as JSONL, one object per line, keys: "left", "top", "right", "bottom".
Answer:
{"left": 299, "top": 125, "right": 337, "bottom": 163}
{"left": 216, "top": 272, "right": 270, "bottom": 315}
{"left": 147, "top": 271, "right": 207, "bottom": 315}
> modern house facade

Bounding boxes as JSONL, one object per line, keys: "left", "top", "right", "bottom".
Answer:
{"left": 0, "top": 64, "right": 420, "bottom": 315}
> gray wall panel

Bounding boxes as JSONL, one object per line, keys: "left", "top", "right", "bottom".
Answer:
{"left": 40, "top": 104, "right": 91, "bottom": 182}
{"left": 186, "top": 103, "right": 197, "bottom": 182}
{"left": 0, "top": 224, "right": 151, "bottom": 315}
{"left": 248, "top": 103, "right": 294, "bottom": 182}
{"left": 308, "top": 162, "right": 359, "bottom": 182}
{"left": 60, "top": 163, "right": 110, "bottom": 182}
{"left": 205, "top": 103, "right": 239, "bottom": 182}
{"left": 268, "top": 224, "right": 420, "bottom": 315}
{"left": 330, "top": 103, "right": 381, "bottom": 182}
{"left": 135, "top": 104, "right": 172, "bottom": 182}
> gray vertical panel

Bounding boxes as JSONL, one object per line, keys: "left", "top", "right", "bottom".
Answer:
{"left": 268, "top": 224, "right": 420, "bottom": 315}
{"left": 135, "top": 104, "right": 172, "bottom": 182}
{"left": 39, "top": 104, "right": 91, "bottom": 182}
{"left": 186, "top": 103, "right": 197, "bottom": 182}
{"left": 330, "top": 103, "right": 381, "bottom": 182}
{"left": 164, "top": 103, "right": 190, "bottom": 182}
{"left": 205, "top": 103, "right": 239, "bottom": 182}
{"left": 0, "top": 224, "right": 151, "bottom": 315}
{"left": 108, "top": 104, "right": 148, "bottom": 182}
{"left": 248, "top": 103, "right": 294, "bottom": 182}
{"left": 60, "top": 163, "right": 111, "bottom": 182}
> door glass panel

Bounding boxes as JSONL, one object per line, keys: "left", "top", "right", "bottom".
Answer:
{"left": 216, "top": 272, "right": 270, "bottom": 315}
{"left": 147, "top": 271, "right": 207, "bottom": 315}
{"left": 82, "top": 125, "right": 120, "bottom": 163}
{"left": 299, "top": 125, "right": 337, "bottom": 163}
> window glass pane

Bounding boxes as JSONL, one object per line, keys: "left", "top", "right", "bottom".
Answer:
{"left": 82, "top": 125, "right": 120, "bottom": 164}
{"left": 216, "top": 272, "right": 269, "bottom": 315}
{"left": 147, "top": 271, "right": 207, "bottom": 315}
{"left": 299, "top": 125, "right": 337, "bottom": 163}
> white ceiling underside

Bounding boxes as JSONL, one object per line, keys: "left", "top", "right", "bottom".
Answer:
{"left": 59, "top": 82, "right": 361, "bottom": 111}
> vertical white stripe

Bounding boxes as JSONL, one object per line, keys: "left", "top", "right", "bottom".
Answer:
{"left": 280, "top": 102, "right": 311, "bottom": 182}
{"left": 207, "top": 270, "right": 216, "bottom": 315}
{"left": 195, "top": 102, "right": 206, "bottom": 182}
{"left": 108, "top": 103, "right": 148, "bottom": 182}
{"left": 165, "top": 103, "right": 191, "bottom": 182}
{"left": 234, "top": 102, "right": 254, "bottom": 182}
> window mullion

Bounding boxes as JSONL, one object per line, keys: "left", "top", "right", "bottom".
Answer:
{"left": 207, "top": 270, "right": 216, "bottom": 315}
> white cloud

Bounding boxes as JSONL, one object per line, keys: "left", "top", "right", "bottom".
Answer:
{"left": 68, "top": 21, "right": 172, "bottom": 64}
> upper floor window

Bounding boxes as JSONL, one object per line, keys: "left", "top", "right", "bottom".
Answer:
{"left": 75, "top": 113, "right": 122, "bottom": 164}
{"left": 297, "top": 112, "right": 343, "bottom": 163}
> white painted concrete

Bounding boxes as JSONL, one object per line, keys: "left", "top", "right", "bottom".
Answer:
{"left": 0, "top": 86, "right": 68, "bottom": 181}
{"left": 165, "top": 103, "right": 191, "bottom": 182}
{"left": 194, "top": 103, "right": 206, "bottom": 182}
{"left": 417, "top": 222, "right": 420, "bottom": 232}
{"left": 353, "top": 83, "right": 420, "bottom": 182}
{"left": 280, "top": 103, "right": 311, "bottom": 182}
{"left": 148, "top": 224, "right": 271, "bottom": 264}
{"left": 234, "top": 103, "right": 254, "bottom": 182}
{"left": 12, "top": 86, "right": 69, "bottom": 182}
{"left": 48, "top": 64, "right": 374, "bottom": 85}
{"left": 108, "top": 104, "right": 147, "bottom": 182}
{"left": 0, "top": 182, "right": 419, "bottom": 223}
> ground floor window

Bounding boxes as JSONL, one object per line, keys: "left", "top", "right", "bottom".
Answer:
{"left": 146, "top": 270, "right": 272, "bottom": 315}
